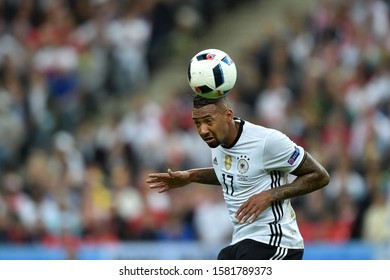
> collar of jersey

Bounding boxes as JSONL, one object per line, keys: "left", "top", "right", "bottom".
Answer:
{"left": 221, "top": 117, "right": 245, "bottom": 149}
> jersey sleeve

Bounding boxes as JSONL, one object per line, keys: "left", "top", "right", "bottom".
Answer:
{"left": 262, "top": 129, "right": 305, "bottom": 173}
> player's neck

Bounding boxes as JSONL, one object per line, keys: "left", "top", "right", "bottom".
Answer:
{"left": 223, "top": 120, "right": 241, "bottom": 148}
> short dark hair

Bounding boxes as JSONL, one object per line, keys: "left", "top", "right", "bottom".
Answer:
{"left": 193, "top": 95, "right": 232, "bottom": 111}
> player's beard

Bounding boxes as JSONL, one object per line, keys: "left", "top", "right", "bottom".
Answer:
{"left": 207, "top": 142, "right": 219, "bottom": 148}
{"left": 204, "top": 137, "right": 219, "bottom": 148}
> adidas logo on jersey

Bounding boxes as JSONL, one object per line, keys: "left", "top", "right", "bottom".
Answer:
{"left": 213, "top": 157, "right": 218, "bottom": 165}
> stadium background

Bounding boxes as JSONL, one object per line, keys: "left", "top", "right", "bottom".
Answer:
{"left": 0, "top": 0, "right": 389, "bottom": 260}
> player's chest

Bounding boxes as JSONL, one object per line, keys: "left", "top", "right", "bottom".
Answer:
{"left": 212, "top": 148, "right": 263, "bottom": 181}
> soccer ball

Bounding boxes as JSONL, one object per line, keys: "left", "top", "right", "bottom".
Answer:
{"left": 187, "top": 48, "right": 237, "bottom": 99}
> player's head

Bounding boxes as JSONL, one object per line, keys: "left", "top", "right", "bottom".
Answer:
{"left": 192, "top": 95, "right": 234, "bottom": 148}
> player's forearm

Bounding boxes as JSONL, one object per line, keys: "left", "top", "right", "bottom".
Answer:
{"left": 270, "top": 152, "right": 330, "bottom": 201}
{"left": 188, "top": 167, "right": 220, "bottom": 185}
{"left": 269, "top": 171, "right": 328, "bottom": 201}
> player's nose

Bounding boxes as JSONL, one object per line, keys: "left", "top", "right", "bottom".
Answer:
{"left": 197, "top": 123, "right": 209, "bottom": 136}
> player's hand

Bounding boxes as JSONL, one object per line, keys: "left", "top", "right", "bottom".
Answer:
{"left": 235, "top": 191, "right": 273, "bottom": 224}
{"left": 146, "top": 169, "right": 191, "bottom": 193}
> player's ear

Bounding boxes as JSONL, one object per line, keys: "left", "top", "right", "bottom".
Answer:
{"left": 225, "top": 108, "right": 233, "bottom": 120}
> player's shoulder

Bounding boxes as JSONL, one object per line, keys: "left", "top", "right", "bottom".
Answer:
{"left": 242, "top": 120, "right": 296, "bottom": 151}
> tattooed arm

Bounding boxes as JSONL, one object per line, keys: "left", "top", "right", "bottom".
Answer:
{"left": 146, "top": 167, "right": 220, "bottom": 193}
{"left": 236, "top": 152, "right": 330, "bottom": 223}
{"left": 271, "top": 151, "right": 330, "bottom": 200}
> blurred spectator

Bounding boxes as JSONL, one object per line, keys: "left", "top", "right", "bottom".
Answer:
{"left": 361, "top": 187, "right": 390, "bottom": 243}
{"left": 105, "top": 0, "right": 152, "bottom": 94}
{"left": 254, "top": 71, "right": 292, "bottom": 130}
{"left": 0, "top": 85, "right": 25, "bottom": 167}
{"left": 31, "top": 1, "right": 82, "bottom": 132}
{"left": 193, "top": 186, "right": 232, "bottom": 245}
{"left": 325, "top": 155, "right": 367, "bottom": 204}
{"left": 71, "top": 0, "right": 113, "bottom": 111}
{"left": 110, "top": 162, "right": 144, "bottom": 240}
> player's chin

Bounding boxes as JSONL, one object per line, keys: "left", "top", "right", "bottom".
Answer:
{"left": 206, "top": 140, "right": 219, "bottom": 148}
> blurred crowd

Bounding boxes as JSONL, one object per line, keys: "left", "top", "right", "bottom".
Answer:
{"left": 0, "top": 0, "right": 390, "bottom": 255}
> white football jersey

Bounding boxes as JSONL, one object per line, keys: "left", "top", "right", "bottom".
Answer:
{"left": 211, "top": 118, "right": 306, "bottom": 249}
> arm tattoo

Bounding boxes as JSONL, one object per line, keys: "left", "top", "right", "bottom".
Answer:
{"left": 190, "top": 168, "right": 220, "bottom": 185}
{"left": 271, "top": 152, "right": 330, "bottom": 201}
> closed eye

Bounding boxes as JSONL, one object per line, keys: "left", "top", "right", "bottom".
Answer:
{"left": 193, "top": 117, "right": 214, "bottom": 127}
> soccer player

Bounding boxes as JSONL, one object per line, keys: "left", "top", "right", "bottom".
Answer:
{"left": 146, "top": 95, "right": 330, "bottom": 260}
